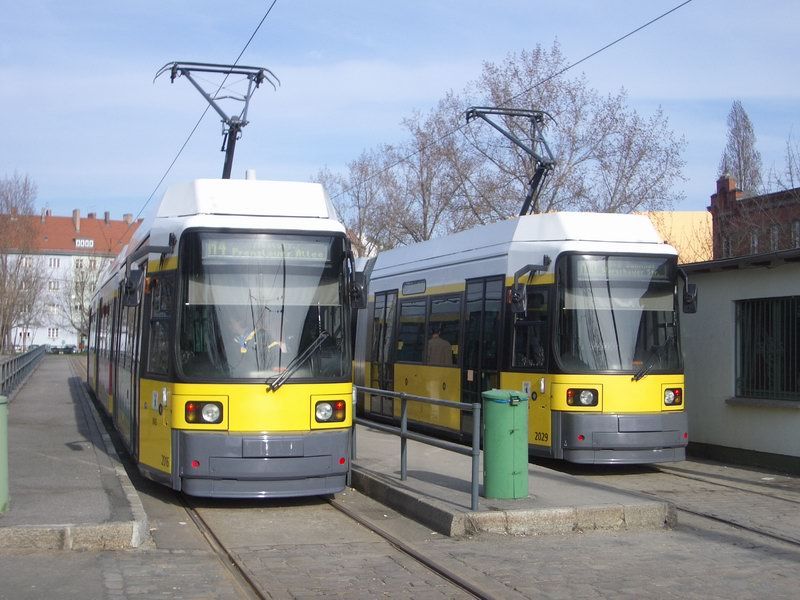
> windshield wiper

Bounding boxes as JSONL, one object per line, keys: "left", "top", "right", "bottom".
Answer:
{"left": 632, "top": 336, "right": 674, "bottom": 382}
{"left": 266, "top": 330, "right": 329, "bottom": 392}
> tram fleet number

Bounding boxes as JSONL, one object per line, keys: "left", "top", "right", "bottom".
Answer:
{"left": 534, "top": 431, "right": 549, "bottom": 443}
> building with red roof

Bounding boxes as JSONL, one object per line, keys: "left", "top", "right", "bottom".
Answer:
{"left": 8, "top": 209, "right": 141, "bottom": 351}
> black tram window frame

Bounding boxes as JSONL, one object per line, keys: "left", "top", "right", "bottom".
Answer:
{"left": 142, "top": 270, "right": 177, "bottom": 381}
{"left": 506, "top": 283, "right": 553, "bottom": 373}
{"left": 425, "top": 292, "right": 463, "bottom": 368}
{"left": 369, "top": 289, "right": 399, "bottom": 367}
{"left": 553, "top": 251, "right": 681, "bottom": 376}
{"left": 395, "top": 296, "right": 428, "bottom": 364}
{"left": 461, "top": 276, "right": 505, "bottom": 374}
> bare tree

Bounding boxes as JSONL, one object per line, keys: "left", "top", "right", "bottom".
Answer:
{"left": 719, "top": 100, "right": 763, "bottom": 194}
{"left": 457, "top": 43, "right": 685, "bottom": 217}
{"left": 0, "top": 173, "right": 46, "bottom": 352}
{"left": 381, "top": 107, "right": 471, "bottom": 245}
{"left": 55, "top": 255, "right": 110, "bottom": 349}
{"left": 325, "top": 41, "right": 686, "bottom": 249}
{"left": 317, "top": 148, "right": 396, "bottom": 257}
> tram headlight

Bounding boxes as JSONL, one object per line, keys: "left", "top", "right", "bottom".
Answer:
{"left": 566, "top": 388, "right": 598, "bottom": 407}
{"left": 185, "top": 401, "right": 223, "bottom": 424}
{"left": 664, "top": 388, "right": 683, "bottom": 406}
{"left": 315, "top": 400, "right": 346, "bottom": 423}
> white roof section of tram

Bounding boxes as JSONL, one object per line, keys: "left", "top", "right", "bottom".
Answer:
{"left": 371, "top": 212, "right": 676, "bottom": 284}
{"left": 155, "top": 179, "right": 337, "bottom": 219}
{"left": 126, "top": 178, "right": 345, "bottom": 255}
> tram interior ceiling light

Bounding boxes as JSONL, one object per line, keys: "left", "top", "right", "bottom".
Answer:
{"left": 315, "top": 400, "right": 346, "bottom": 423}
{"left": 566, "top": 388, "right": 598, "bottom": 407}
{"left": 185, "top": 401, "right": 223, "bottom": 424}
{"left": 664, "top": 388, "right": 683, "bottom": 406}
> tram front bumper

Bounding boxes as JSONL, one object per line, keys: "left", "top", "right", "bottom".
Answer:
{"left": 175, "top": 429, "right": 351, "bottom": 498}
{"left": 558, "top": 412, "right": 688, "bottom": 464}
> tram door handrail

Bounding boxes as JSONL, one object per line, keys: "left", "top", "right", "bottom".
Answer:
{"left": 352, "top": 385, "right": 482, "bottom": 512}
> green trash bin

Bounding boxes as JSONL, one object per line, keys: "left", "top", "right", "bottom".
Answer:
{"left": 0, "top": 395, "right": 7, "bottom": 513}
{"left": 482, "top": 389, "right": 529, "bottom": 499}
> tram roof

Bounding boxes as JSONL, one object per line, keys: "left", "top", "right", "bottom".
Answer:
{"left": 371, "top": 212, "right": 674, "bottom": 279}
{"left": 155, "top": 179, "right": 337, "bottom": 219}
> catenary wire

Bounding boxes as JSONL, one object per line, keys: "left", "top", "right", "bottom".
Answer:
{"left": 328, "top": 0, "right": 695, "bottom": 203}
{"left": 117, "top": 0, "right": 279, "bottom": 245}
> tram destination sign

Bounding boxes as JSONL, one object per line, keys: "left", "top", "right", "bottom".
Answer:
{"left": 574, "top": 256, "right": 672, "bottom": 282}
{"left": 201, "top": 235, "right": 332, "bottom": 262}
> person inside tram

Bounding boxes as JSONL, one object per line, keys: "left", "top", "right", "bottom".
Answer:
{"left": 224, "top": 307, "right": 287, "bottom": 375}
{"left": 426, "top": 324, "right": 453, "bottom": 366}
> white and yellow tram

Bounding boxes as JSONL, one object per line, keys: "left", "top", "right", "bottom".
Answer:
{"left": 88, "top": 178, "right": 361, "bottom": 497}
{"left": 355, "top": 212, "right": 696, "bottom": 464}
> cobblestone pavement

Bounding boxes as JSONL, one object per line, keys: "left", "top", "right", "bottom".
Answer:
{"left": 560, "top": 459, "right": 800, "bottom": 544}
{"left": 2, "top": 456, "right": 798, "bottom": 599}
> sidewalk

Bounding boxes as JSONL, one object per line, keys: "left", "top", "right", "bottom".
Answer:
{"left": 0, "top": 356, "right": 147, "bottom": 550}
{"left": 0, "top": 356, "right": 670, "bottom": 550}
{"left": 350, "top": 424, "right": 674, "bottom": 536}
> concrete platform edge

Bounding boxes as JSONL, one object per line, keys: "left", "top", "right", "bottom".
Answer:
{"left": 0, "top": 361, "right": 149, "bottom": 551}
{"left": 351, "top": 466, "right": 676, "bottom": 537}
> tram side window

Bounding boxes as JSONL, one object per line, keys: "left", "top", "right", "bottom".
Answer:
{"left": 427, "top": 295, "right": 460, "bottom": 366}
{"left": 396, "top": 299, "right": 426, "bottom": 363}
{"left": 513, "top": 288, "right": 548, "bottom": 369}
{"left": 147, "top": 275, "right": 174, "bottom": 375}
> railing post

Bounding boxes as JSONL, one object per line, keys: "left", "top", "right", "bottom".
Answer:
{"left": 0, "top": 395, "right": 8, "bottom": 513}
{"left": 471, "top": 401, "right": 481, "bottom": 511}
{"left": 400, "top": 393, "right": 408, "bottom": 481}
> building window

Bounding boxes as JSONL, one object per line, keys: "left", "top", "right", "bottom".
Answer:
{"left": 750, "top": 230, "right": 759, "bottom": 254}
{"left": 47, "top": 328, "right": 59, "bottom": 339}
{"left": 89, "top": 258, "right": 97, "bottom": 270}
{"left": 792, "top": 220, "right": 800, "bottom": 249}
{"left": 770, "top": 224, "right": 780, "bottom": 252}
{"left": 736, "top": 296, "right": 800, "bottom": 401}
{"left": 48, "top": 257, "right": 61, "bottom": 268}
{"left": 48, "top": 280, "right": 60, "bottom": 291}
{"left": 75, "top": 258, "right": 83, "bottom": 270}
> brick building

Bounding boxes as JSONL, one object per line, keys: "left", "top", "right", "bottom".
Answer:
{"left": 8, "top": 209, "right": 140, "bottom": 351}
{"left": 708, "top": 174, "right": 800, "bottom": 259}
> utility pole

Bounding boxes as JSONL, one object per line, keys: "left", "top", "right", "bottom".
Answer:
{"left": 466, "top": 107, "right": 556, "bottom": 216}
{"left": 155, "top": 61, "right": 278, "bottom": 179}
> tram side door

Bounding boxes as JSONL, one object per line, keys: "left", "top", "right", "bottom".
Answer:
{"left": 460, "top": 277, "right": 503, "bottom": 435}
{"left": 369, "top": 290, "right": 397, "bottom": 417}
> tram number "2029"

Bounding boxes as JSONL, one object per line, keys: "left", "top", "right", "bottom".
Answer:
{"left": 534, "top": 431, "right": 549, "bottom": 443}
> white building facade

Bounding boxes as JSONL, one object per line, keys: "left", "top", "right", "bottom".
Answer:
{"left": 10, "top": 209, "right": 139, "bottom": 352}
{"left": 681, "top": 250, "right": 800, "bottom": 473}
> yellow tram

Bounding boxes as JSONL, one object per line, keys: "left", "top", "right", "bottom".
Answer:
{"left": 355, "top": 212, "right": 697, "bottom": 464}
{"left": 87, "top": 178, "right": 361, "bottom": 497}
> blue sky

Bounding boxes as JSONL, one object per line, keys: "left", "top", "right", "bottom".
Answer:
{"left": 2, "top": 0, "right": 798, "bottom": 220}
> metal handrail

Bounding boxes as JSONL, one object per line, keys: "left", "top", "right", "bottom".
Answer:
{"left": 352, "top": 385, "right": 482, "bottom": 511}
{"left": 0, "top": 346, "right": 46, "bottom": 399}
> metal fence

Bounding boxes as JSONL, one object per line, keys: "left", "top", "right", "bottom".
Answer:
{"left": 0, "top": 346, "right": 47, "bottom": 399}
{"left": 352, "top": 385, "right": 482, "bottom": 511}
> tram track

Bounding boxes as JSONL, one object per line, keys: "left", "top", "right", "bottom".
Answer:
{"left": 629, "top": 464, "right": 800, "bottom": 548}
{"left": 178, "top": 493, "right": 491, "bottom": 600}
{"left": 326, "top": 496, "right": 492, "bottom": 600}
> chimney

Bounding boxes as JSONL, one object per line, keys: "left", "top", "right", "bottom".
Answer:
{"left": 104, "top": 211, "right": 110, "bottom": 224}
{"left": 41, "top": 208, "right": 46, "bottom": 223}
{"left": 123, "top": 213, "right": 133, "bottom": 224}
{"left": 46, "top": 209, "right": 52, "bottom": 217}
{"left": 87, "top": 212, "right": 96, "bottom": 219}
{"left": 709, "top": 173, "right": 742, "bottom": 214}
{"left": 72, "top": 209, "right": 80, "bottom": 232}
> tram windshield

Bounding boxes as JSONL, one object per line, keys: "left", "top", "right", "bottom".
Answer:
{"left": 177, "top": 231, "right": 350, "bottom": 382}
{"left": 555, "top": 254, "right": 681, "bottom": 374}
